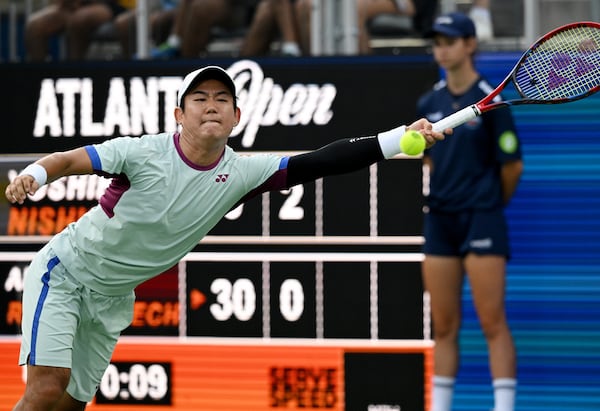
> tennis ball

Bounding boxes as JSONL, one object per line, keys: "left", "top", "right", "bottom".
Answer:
{"left": 400, "top": 130, "right": 426, "bottom": 156}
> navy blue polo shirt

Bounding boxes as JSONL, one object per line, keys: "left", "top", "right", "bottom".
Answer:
{"left": 417, "top": 77, "right": 522, "bottom": 212}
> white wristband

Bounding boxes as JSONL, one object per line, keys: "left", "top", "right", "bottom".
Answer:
{"left": 377, "top": 125, "right": 406, "bottom": 159}
{"left": 19, "top": 163, "right": 48, "bottom": 186}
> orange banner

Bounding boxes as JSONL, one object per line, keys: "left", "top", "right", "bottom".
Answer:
{"left": 0, "top": 338, "right": 432, "bottom": 410}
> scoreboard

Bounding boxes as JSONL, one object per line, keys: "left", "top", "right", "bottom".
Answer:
{"left": 0, "top": 157, "right": 427, "bottom": 339}
{"left": 0, "top": 158, "right": 432, "bottom": 410}
{"left": 0, "top": 57, "right": 438, "bottom": 410}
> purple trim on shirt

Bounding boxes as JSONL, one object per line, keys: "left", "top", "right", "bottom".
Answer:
{"left": 85, "top": 144, "right": 130, "bottom": 218}
{"left": 173, "top": 132, "right": 224, "bottom": 170}
{"left": 99, "top": 174, "right": 131, "bottom": 218}
{"left": 237, "top": 168, "right": 289, "bottom": 206}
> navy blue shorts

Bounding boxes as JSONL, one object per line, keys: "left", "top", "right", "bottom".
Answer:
{"left": 423, "top": 208, "right": 510, "bottom": 257}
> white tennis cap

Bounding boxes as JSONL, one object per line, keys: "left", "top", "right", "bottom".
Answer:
{"left": 177, "top": 65, "right": 237, "bottom": 106}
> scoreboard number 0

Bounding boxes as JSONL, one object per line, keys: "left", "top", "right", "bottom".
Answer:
{"left": 209, "top": 278, "right": 305, "bottom": 322}
{"left": 279, "top": 278, "right": 304, "bottom": 321}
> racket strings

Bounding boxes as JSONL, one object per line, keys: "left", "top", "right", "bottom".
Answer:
{"left": 515, "top": 24, "right": 600, "bottom": 101}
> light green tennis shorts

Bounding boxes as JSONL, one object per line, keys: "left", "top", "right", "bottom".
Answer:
{"left": 20, "top": 244, "right": 135, "bottom": 402}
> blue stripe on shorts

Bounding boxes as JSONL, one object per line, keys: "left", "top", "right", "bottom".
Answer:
{"left": 30, "top": 256, "right": 60, "bottom": 365}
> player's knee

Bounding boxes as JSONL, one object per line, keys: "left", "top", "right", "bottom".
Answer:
{"left": 479, "top": 315, "right": 508, "bottom": 339}
{"left": 22, "top": 383, "right": 65, "bottom": 408}
{"left": 432, "top": 319, "right": 460, "bottom": 340}
{"left": 190, "top": 0, "right": 227, "bottom": 18}
{"left": 24, "top": 364, "right": 71, "bottom": 404}
{"left": 26, "top": 19, "right": 48, "bottom": 39}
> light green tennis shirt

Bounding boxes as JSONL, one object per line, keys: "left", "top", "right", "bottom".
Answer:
{"left": 49, "top": 132, "right": 286, "bottom": 295}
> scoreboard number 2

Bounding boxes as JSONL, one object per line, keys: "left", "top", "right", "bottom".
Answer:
{"left": 224, "top": 186, "right": 306, "bottom": 221}
{"left": 278, "top": 186, "right": 305, "bottom": 220}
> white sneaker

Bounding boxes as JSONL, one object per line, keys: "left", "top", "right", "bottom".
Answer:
{"left": 281, "top": 42, "right": 301, "bottom": 57}
{"left": 469, "top": 6, "right": 494, "bottom": 41}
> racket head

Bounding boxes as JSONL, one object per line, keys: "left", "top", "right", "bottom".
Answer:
{"left": 511, "top": 22, "right": 600, "bottom": 104}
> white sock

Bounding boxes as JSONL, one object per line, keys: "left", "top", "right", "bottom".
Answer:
{"left": 166, "top": 34, "right": 181, "bottom": 48}
{"left": 432, "top": 375, "right": 455, "bottom": 411}
{"left": 281, "top": 41, "right": 301, "bottom": 56}
{"left": 493, "top": 378, "right": 517, "bottom": 411}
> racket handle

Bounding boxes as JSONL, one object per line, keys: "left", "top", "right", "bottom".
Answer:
{"left": 432, "top": 105, "right": 480, "bottom": 132}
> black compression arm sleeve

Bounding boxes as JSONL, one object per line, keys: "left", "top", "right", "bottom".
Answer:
{"left": 286, "top": 135, "right": 385, "bottom": 187}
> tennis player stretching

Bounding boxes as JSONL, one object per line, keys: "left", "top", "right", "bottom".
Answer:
{"left": 6, "top": 65, "right": 445, "bottom": 410}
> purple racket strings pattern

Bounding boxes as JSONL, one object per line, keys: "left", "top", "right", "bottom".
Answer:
{"left": 514, "top": 23, "right": 600, "bottom": 102}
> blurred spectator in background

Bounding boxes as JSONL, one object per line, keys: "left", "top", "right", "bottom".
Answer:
{"left": 412, "top": 0, "right": 438, "bottom": 37}
{"left": 469, "top": 0, "right": 493, "bottom": 41}
{"left": 295, "top": 0, "right": 416, "bottom": 55}
{"left": 151, "top": 0, "right": 256, "bottom": 59}
{"left": 25, "top": 0, "right": 129, "bottom": 61}
{"left": 114, "top": 0, "right": 180, "bottom": 59}
{"left": 240, "top": 0, "right": 301, "bottom": 57}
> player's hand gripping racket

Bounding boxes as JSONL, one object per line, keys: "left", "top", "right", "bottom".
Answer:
{"left": 432, "top": 21, "right": 600, "bottom": 132}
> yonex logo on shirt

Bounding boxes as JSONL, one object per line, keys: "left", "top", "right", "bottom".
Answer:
{"left": 215, "top": 174, "right": 229, "bottom": 183}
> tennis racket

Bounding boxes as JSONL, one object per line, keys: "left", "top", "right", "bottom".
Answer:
{"left": 432, "top": 21, "right": 600, "bottom": 132}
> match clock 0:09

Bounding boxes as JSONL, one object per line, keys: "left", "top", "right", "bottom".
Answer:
{"left": 95, "top": 362, "right": 172, "bottom": 405}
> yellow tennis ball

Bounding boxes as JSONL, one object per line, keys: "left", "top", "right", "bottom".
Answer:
{"left": 400, "top": 130, "right": 426, "bottom": 156}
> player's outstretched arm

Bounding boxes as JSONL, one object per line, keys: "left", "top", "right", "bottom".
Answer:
{"left": 5, "top": 147, "right": 93, "bottom": 204}
{"left": 286, "top": 119, "right": 445, "bottom": 187}
{"left": 409, "top": 118, "right": 449, "bottom": 148}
